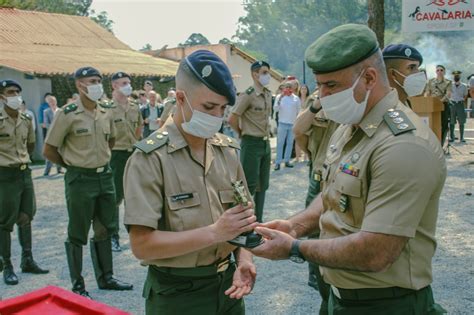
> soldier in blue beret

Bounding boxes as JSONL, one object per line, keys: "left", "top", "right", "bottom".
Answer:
{"left": 0, "top": 80, "right": 49, "bottom": 285}
{"left": 382, "top": 44, "right": 427, "bottom": 107}
{"left": 124, "top": 50, "right": 257, "bottom": 314}
{"left": 228, "top": 60, "right": 273, "bottom": 223}
{"left": 44, "top": 67, "right": 133, "bottom": 297}
{"left": 250, "top": 24, "right": 446, "bottom": 315}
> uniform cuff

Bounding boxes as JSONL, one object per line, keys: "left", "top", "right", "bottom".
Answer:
{"left": 361, "top": 222, "right": 415, "bottom": 238}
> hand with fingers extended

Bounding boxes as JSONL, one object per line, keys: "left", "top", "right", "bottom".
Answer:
{"left": 225, "top": 260, "right": 256, "bottom": 299}
{"left": 211, "top": 202, "right": 258, "bottom": 243}
{"left": 259, "top": 219, "right": 296, "bottom": 237}
{"left": 249, "top": 226, "right": 295, "bottom": 260}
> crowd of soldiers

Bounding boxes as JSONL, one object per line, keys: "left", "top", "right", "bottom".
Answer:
{"left": 1, "top": 22, "right": 471, "bottom": 314}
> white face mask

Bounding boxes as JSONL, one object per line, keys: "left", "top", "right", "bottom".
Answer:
{"left": 5, "top": 95, "right": 23, "bottom": 110}
{"left": 119, "top": 84, "right": 132, "bottom": 96}
{"left": 83, "top": 83, "right": 104, "bottom": 101}
{"left": 258, "top": 73, "right": 271, "bottom": 86}
{"left": 181, "top": 93, "right": 223, "bottom": 139}
{"left": 320, "top": 71, "right": 370, "bottom": 125}
{"left": 392, "top": 70, "right": 427, "bottom": 97}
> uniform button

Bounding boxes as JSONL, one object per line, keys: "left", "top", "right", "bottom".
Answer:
{"left": 162, "top": 131, "right": 169, "bottom": 136}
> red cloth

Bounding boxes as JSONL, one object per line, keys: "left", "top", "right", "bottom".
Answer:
{"left": 0, "top": 286, "right": 130, "bottom": 315}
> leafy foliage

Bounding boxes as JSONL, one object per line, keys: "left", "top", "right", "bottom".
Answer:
{"left": 178, "top": 33, "right": 211, "bottom": 47}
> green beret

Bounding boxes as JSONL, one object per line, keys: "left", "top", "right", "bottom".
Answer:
{"left": 305, "top": 24, "right": 379, "bottom": 74}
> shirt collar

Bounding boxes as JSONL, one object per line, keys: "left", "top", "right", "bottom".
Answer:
{"left": 359, "top": 89, "right": 399, "bottom": 138}
{"left": 254, "top": 84, "right": 269, "bottom": 96}
{"left": 166, "top": 122, "right": 189, "bottom": 153}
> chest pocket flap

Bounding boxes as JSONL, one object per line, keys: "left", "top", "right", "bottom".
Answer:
{"left": 219, "top": 189, "right": 235, "bottom": 205}
{"left": 74, "top": 128, "right": 92, "bottom": 136}
{"left": 167, "top": 192, "right": 201, "bottom": 210}
{"left": 334, "top": 172, "right": 362, "bottom": 197}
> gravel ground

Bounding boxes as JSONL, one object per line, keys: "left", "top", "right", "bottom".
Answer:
{"left": 0, "top": 133, "right": 473, "bottom": 314}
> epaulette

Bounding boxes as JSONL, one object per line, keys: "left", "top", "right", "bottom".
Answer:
{"left": 134, "top": 131, "right": 169, "bottom": 154}
{"left": 213, "top": 133, "right": 241, "bottom": 150}
{"left": 63, "top": 103, "right": 78, "bottom": 114}
{"left": 383, "top": 109, "right": 416, "bottom": 136}
{"left": 245, "top": 86, "right": 255, "bottom": 95}
{"left": 98, "top": 100, "right": 116, "bottom": 109}
{"left": 20, "top": 112, "right": 32, "bottom": 120}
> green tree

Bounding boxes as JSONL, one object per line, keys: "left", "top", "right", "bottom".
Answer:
{"left": 179, "top": 33, "right": 211, "bottom": 47}
{"left": 140, "top": 43, "right": 153, "bottom": 52}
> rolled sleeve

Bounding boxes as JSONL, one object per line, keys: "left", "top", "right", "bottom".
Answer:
{"left": 124, "top": 150, "right": 164, "bottom": 230}
{"left": 362, "top": 141, "right": 442, "bottom": 238}
{"left": 231, "top": 93, "right": 250, "bottom": 116}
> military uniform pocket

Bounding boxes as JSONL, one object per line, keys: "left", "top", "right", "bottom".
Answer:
{"left": 218, "top": 189, "right": 235, "bottom": 206}
{"left": 166, "top": 193, "right": 202, "bottom": 231}
{"left": 334, "top": 172, "right": 364, "bottom": 227}
{"left": 73, "top": 128, "right": 92, "bottom": 150}
{"left": 65, "top": 171, "right": 82, "bottom": 185}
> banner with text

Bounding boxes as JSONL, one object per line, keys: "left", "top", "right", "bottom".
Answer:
{"left": 402, "top": 0, "right": 474, "bottom": 32}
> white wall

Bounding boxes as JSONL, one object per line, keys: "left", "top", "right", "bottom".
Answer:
{"left": 0, "top": 67, "right": 52, "bottom": 160}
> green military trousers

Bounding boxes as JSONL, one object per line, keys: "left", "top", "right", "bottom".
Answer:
{"left": 328, "top": 285, "right": 446, "bottom": 315}
{"left": 0, "top": 166, "right": 36, "bottom": 232}
{"left": 240, "top": 135, "right": 271, "bottom": 222}
{"left": 306, "top": 165, "right": 330, "bottom": 315}
{"left": 143, "top": 263, "right": 245, "bottom": 315}
{"left": 64, "top": 166, "right": 117, "bottom": 245}
{"left": 110, "top": 150, "right": 133, "bottom": 206}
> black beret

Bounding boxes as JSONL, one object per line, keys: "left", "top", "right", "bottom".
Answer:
{"left": 382, "top": 44, "right": 423, "bottom": 66}
{"left": 74, "top": 66, "right": 102, "bottom": 79}
{"left": 250, "top": 60, "right": 270, "bottom": 72}
{"left": 111, "top": 71, "right": 131, "bottom": 81}
{"left": 184, "top": 50, "right": 236, "bottom": 105}
{"left": 305, "top": 24, "right": 379, "bottom": 74}
{"left": 452, "top": 70, "right": 462, "bottom": 75}
{"left": 0, "top": 79, "right": 22, "bottom": 92}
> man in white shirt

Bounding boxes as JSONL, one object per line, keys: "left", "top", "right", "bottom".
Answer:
{"left": 273, "top": 82, "right": 301, "bottom": 170}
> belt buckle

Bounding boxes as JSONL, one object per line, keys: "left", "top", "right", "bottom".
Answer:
{"left": 331, "top": 285, "right": 341, "bottom": 299}
{"left": 263, "top": 136, "right": 268, "bottom": 141}
{"left": 127, "top": 148, "right": 133, "bottom": 152}
{"left": 216, "top": 260, "right": 229, "bottom": 273}
{"left": 313, "top": 174, "right": 321, "bottom": 181}
{"left": 96, "top": 167, "right": 104, "bottom": 173}
{"left": 20, "top": 164, "right": 27, "bottom": 171}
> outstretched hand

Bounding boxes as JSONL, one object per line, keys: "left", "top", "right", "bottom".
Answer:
{"left": 225, "top": 261, "right": 256, "bottom": 299}
{"left": 249, "top": 226, "right": 294, "bottom": 260}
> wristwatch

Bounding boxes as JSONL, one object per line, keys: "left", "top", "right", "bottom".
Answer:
{"left": 289, "top": 240, "right": 305, "bottom": 263}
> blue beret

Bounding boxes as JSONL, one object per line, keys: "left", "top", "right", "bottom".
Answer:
{"left": 0, "top": 79, "right": 22, "bottom": 92}
{"left": 382, "top": 44, "right": 423, "bottom": 66}
{"left": 184, "top": 50, "right": 236, "bottom": 105}
{"left": 251, "top": 60, "right": 270, "bottom": 72}
{"left": 74, "top": 66, "right": 102, "bottom": 79}
{"left": 111, "top": 71, "right": 131, "bottom": 81}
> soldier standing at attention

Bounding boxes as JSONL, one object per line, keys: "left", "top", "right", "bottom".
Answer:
{"left": 448, "top": 70, "right": 469, "bottom": 143}
{"left": 425, "top": 65, "right": 452, "bottom": 146}
{"left": 251, "top": 24, "right": 447, "bottom": 314}
{"left": 0, "top": 80, "right": 49, "bottom": 285}
{"left": 43, "top": 67, "right": 133, "bottom": 298}
{"left": 124, "top": 50, "right": 258, "bottom": 315}
{"left": 109, "top": 71, "right": 143, "bottom": 252}
{"left": 382, "top": 44, "right": 427, "bottom": 107}
{"left": 228, "top": 61, "right": 273, "bottom": 222}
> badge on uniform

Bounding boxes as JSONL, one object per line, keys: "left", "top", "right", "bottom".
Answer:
{"left": 76, "top": 128, "right": 89, "bottom": 134}
{"left": 171, "top": 193, "right": 193, "bottom": 202}
{"left": 339, "top": 195, "right": 348, "bottom": 212}
{"left": 339, "top": 162, "right": 359, "bottom": 177}
{"left": 114, "top": 118, "right": 123, "bottom": 123}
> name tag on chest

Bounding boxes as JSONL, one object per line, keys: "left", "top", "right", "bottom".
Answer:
{"left": 171, "top": 193, "right": 194, "bottom": 202}
{"left": 76, "top": 128, "right": 89, "bottom": 134}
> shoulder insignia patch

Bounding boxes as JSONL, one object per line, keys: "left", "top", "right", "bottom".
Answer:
{"left": 20, "top": 112, "right": 32, "bottom": 120}
{"left": 98, "top": 100, "right": 116, "bottom": 109}
{"left": 134, "top": 133, "right": 169, "bottom": 154}
{"left": 213, "top": 133, "right": 241, "bottom": 150}
{"left": 63, "top": 103, "right": 78, "bottom": 114}
{"left": 245, "top": 86, "right": 255, "bottom": 95}
{"left": 383, "top": 109, "right": 416, "bottom": 136}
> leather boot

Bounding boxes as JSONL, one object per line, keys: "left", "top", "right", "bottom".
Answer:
{"left": 254, "top": 191, "right": 266, "bottom": 223}
{"left": 18, "top": 223, "right": 49, "bottom": 274}
{"left": 1, "top": 230, "right": 18, "bottom": 285}
{"left": 65, "top": 241, "right": 91, "bottom": 298}
{"left": 111, "top": 233, "right": 122, "bottom": 252}
{"left": 90, "top": 238, "right": 133, "bottom": 291}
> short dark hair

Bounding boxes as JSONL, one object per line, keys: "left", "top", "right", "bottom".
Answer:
{"left": 436, "top": 65, "right": 446, "bottom": 70}
{"left": 44, "top": 92, "right": 52, "bottom": 99}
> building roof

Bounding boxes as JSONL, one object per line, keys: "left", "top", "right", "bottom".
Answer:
{"left": 0, "top": 7, "right": 178, "bottom": 77}
{"left": 148, "top": 44, "right": 284, "bottom": 81}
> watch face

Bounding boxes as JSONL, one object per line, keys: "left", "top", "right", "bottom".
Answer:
{"left": 289, "top": 255, "right": 305, "bottom": 264}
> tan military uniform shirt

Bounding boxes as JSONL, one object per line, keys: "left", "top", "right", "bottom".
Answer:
{"left": 0, "top": 108, "right": 35, "bottom": 166}
{"left": 320, "top": 90, "right": 446, "bottom": 290}
{"left": 124, "top": 122, "right": 250, "bottom": 268}
{"left": 45, "top": 98, "right": 116, "bottom": 168}
{"left": 426, "top": 78, "right": 452, "bottom": 103}
{"left": 159, "top": 98, "right": 176, "bottom": 126}
{"left": 111, "top": 100, "right": 142, "bottom": 151}
{"left": 231, "top": 85, "right": 272, "bottom": 137}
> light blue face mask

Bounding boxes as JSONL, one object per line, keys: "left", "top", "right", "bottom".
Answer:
{"left": 181, "top": 93, "right": 223, "bottom": 139}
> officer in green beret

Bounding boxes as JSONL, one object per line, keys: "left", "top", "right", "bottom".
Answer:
{"left": 43, "top": 67, "right": 133, "bottom": 298}
{"left": 0, "top": 80, "right": 49, "bottom": 286}
{"left": 228, "top": 60, "right": 273, "bottom": 222}
{"left": 250, "top": 24, "right": 447, "bottom": 315}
